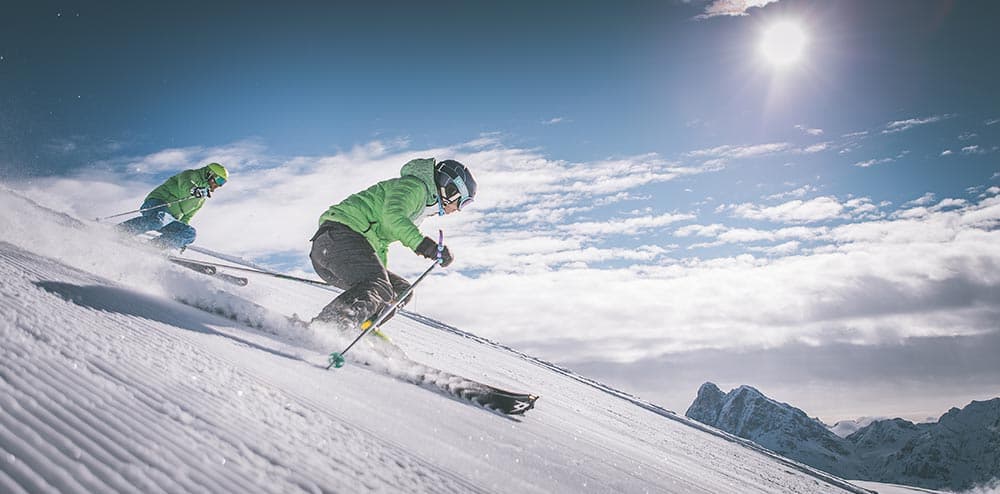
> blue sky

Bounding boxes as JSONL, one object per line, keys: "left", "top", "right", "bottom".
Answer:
{"left": 4, "top": 0, "right": 1000, "bottom": 422}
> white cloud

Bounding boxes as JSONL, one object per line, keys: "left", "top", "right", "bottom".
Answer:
{"left": 542, "top": 117, "right": 567, "bottom": 125}
{"left": 748, "top": 240, "right": 801, "bottom": 256}
{"left": 853, "top": 157, "right": 894, "bottom": 168}
{"left": 765, "top": 185, "right": 816, "bottom": 201}
{"left": 985, "top": 118, "right": 1000, "bottom": 126}
{"left": 461, "top": 133, "right": 503, "bottom": 150}
{"left": 559, "top": 212, "right": 695, "bottom": 236}
{"left": 725, "top": 196, "right": 846, "bottom": 223}
{"left": 795, "top": 125, "right": 824, "bottom": 136}
{"left": 801, "top": 142, "right": 832, "bottom": 154}
{"left": 941, "top": 149, "right": 953, "bottom": 156}
{"left": 903, "top": 192, "right": 936, "bottom": 207}
{"left": 962, "top": 145, "right": 983, "bottom": 154}
{"left": 675, "top": 223, "right": 728, "bottom": 238}
{"left": 686, "top": 142, "right": 792, "bottom": 159}
{"left": 881, "top": 114, "right": 952, "bottom": 134}
{"left": 685, "top": 142, "right": 791, "bottom": 160}
{"left": 716, "top": 225, "right": 826, "bottom": 244}
{"left": 844, "top": 197, "right": 884, "bottom": 219}
{"left": 473, "top": 194, "right": 1000, "bottom": 362}
{"left": 932, "top": 198, "right": 967, "bottom": 211}
{"left": 842, "top": 131, "right": 869, "bottom": 138}
{"left": 695, "top": 0, "right": 781, "bottom": 19}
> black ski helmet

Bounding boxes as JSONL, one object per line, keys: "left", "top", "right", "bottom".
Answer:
{"left": 435, "top": 159, "right": 477, "bottom": 210}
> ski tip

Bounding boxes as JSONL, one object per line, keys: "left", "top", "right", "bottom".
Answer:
{"left": 496, "top": 393, "right": 539, "bottom": 415}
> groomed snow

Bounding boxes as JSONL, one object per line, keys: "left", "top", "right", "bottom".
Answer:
{"left": 0, "top": 186, "right": 876, "bottom": 493}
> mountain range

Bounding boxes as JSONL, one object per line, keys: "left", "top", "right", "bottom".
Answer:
{"left": 686, "top": 382, "right": 1000, "bottom": 491}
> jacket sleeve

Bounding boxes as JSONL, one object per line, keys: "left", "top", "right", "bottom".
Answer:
{"left": 381, "top": 177, "right": 430, "bottom": 250}
{"left": 173, "top": 170, "right": 205, "bottom": 224}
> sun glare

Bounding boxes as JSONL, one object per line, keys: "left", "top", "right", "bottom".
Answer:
{"left": 759, "top": 21, "right": 807, "bottom": 67}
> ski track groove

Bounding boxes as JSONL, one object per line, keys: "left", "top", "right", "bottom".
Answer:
{"left": 0, "top": 243, "right": 483, "bottom": 494}
{"left": 1, "top": 361, "right": 152, "bottom": 493}
{"left": 0, "top": 398, "right": 74, "bottom": 494}
{"left": 2, "top": 314, "right": 229, "bottom": 493}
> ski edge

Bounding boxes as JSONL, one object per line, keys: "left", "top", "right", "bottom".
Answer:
{"left": 169, "top": 257, "right": 248, "bottom": 286}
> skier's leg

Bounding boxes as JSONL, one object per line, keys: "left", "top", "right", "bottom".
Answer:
{"left": 370, "top": 271, "right": 413, "bottom": 325}
{"left": 309, "top": 223, "right": 394, "bottom": 329}
{"left": 387, "top": 272, "right": 413, "bottom": 306}
{"left": 117, "top": 199, "right": 169, "bottom": 234}
{"left": 154, "top": 221, "right": 197, "bottom": 250}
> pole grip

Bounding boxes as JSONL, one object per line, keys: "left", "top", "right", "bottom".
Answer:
{"left": 436, "top": 229, "right": 444, "bottom": 263}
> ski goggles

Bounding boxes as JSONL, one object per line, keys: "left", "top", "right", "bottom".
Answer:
{"left": 211, "top": 175, "right": 227, "bottom": 187}
{"left": 440, "top": 176, "right": 474, "bottom": 210}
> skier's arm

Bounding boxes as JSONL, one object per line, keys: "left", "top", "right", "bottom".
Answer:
{"left": 381, "top": 177, "right": 427, "bottom": 250}
{"left": 173, "top": 170, "right": 204, "bottom": 223}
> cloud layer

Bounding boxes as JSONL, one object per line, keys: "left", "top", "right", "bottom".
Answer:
{"left": 15, "top": 135, "right": 1000, "bottom": 371}
{"left": 695, "top": 0, "right": 782, "bottom": 19}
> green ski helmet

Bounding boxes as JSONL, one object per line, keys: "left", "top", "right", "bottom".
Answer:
{"left": 205, "top": 162, "right": 228, "bottom": 186}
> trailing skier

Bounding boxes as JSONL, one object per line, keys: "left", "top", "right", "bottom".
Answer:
{"left": 308, "top": 158, "right": 476, "bottom": 332}
{"left": 117, "top": 163, "right": 229, "bottom": 251}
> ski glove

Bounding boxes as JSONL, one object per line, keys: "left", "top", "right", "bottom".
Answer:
{"left": 190, "top": 186, "right": 211, "bottom": 198}
{"left": 415, "top": 236, "right": 453, "bottom": 267}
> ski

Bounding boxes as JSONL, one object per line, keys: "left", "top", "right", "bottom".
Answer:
{"left": 168, "top": 257, "right": 248, "bottom": 286}
{"left": 169, "top": 257, "right": 216, "bottom": 274}
{"left": 395, "top": 361, "right": 539, "bottom": 416}
{"left": 213, "top": 271, "right": 250, "bottom": 286}
{"left": 458, "top": 383, "right": 539, "bottom": 415}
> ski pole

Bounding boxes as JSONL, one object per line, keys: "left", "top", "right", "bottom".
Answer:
{"left": 96, "top": 196, "right": 192, "bottom": 221}
{"left": 166, "top": 257, "right": 333, "bottom": 287}
{"left": 327, "top": 230, "right": 444, "bottom": 369}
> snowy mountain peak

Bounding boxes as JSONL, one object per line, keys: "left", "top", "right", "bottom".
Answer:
{"left": 938, "top": 398, "right": 1000, "bottom": 429}
{"left": 687, "top": 382, "right": 1000, "bottom": 492}
{"left": 830, "top": 417, "right": 887, "bottom": 438}
{"left": 686, "top": 382, "right": 857, "bottom": 475}
{"left": 687, "top": 381, "right": 726, "bottom": 424}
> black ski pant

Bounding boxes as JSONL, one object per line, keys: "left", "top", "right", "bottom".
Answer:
{"left": 309, "top": 221, "right": 411, "bottom": 328}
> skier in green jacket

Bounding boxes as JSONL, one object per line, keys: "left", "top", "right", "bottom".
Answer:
{"left": 310, "top": 158, "right": 477, "bottom": 331}
{"left": 118, "top": 163, "right": 229, "bottom": 250}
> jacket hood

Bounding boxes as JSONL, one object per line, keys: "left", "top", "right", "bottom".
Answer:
{"left": 399, "top": 158, "right": 437, "bottom": 202}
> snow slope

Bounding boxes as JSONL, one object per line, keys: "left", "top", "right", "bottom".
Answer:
{"left": 1, "top": 186, "right": 873, "bottom": 493}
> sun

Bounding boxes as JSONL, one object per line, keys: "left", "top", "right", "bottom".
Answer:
{"left": 759, "top": 21, "right": 808, "bottom": 67}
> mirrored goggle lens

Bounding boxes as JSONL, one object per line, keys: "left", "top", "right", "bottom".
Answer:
{"left": 441, "top": 183, "right": 460, "bottom": 204}
{"left": 213, "top": 176, "right": 227, "bottom": 186}
{"left": 458, "top": 196, "right": 474, "bottom": 210}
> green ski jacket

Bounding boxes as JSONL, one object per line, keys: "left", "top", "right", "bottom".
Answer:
{"left": 318, "top": 158, "right": 440, "bottom": 266}
{"left": 146, "top": 166, "right": 215, "bottom": 224}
